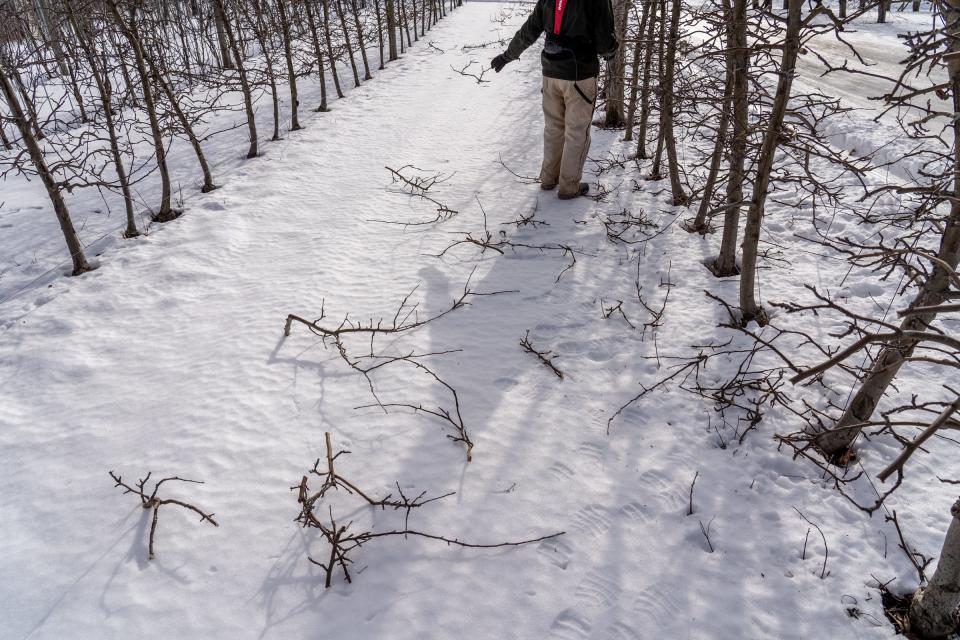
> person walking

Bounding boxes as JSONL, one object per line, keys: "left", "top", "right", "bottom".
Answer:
{"left": 490, "top": 0, "right": 619, "bottom": 200}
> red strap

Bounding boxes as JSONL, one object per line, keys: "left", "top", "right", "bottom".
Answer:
{"left": 553, "top": 0, "right": 567, "bottom": 34}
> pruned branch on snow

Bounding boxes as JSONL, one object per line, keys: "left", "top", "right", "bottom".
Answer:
{"left": 109, "top": 470, "right": 218, "bottom": 559}
{"left": 294, "top": 433, "right": 564, "bottom": 588}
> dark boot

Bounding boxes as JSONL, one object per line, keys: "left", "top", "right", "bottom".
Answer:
{"left": 558, "top": 183, "right": 589, "bottom": 200}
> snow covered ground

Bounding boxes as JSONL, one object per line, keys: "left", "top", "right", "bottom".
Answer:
{"left": 1, "top": 3, "right": 958, "bottom": 639}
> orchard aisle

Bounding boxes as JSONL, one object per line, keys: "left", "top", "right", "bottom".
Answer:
{"left": 0, "top": 4, "right": 915, "bottom": 640}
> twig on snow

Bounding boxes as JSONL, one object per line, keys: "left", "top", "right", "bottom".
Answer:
{"left": 109, "top": 470, "right": 218, "bottom": 559}
{"left": 687, "top": 470, "right": 700, "bottom": 516}
{"left": 520, "top": 330, "right": 564, "bottom": 379}
{"left": 699, "top": 517, "right": 715, "bottom": 553}
{"left": 793, "top": 507, "right": 829, "bottom": 579}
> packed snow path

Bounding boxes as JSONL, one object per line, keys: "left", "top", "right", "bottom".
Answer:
{"left": 0, "top": 4, "right": 943, "bottom": 639}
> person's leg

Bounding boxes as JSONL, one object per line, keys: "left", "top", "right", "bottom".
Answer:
{"left": 540, "top": 76, "right": 565, "bottom": 189}
{"left": 557, "top": 77, "right": 597, "bottom": 198}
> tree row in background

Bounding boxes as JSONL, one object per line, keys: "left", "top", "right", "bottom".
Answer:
{"left": 598, "top": 0, "right": 959, "bottom": 634}
{"left": 0, "top": 0, "right": 460, "bottom": 275}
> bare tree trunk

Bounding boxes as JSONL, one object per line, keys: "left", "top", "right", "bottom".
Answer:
{"left": 649, "top": 0, "right": 666, "bottom": 176}
{"left": 246, "top": 1, "right": 283, "bottom": 140}
{"left": 276, "top": 0, "right": 302, "bottom": 130}
{"left": 0, "top": 109, "right": 12, "bottom": 150}
{"left": 660, "top": 0, "right": 687, "bottom": 205}
{"left": 32, "top": 0, "right": 70, "bottom": 78}
{"left": 386, "top": 0, "right": 398, "bottom": 61}
{"left": 635, "top": 0, "right": 657, "bottom": 158}
{"left": 374, "top": 0, "right": 385, "bottom": 69}
{"left": 13, "top": 69, "right": 45, "bottom": 141}
{"left": 713, "top": 0, "right": 748, "bottom": 277}
{"left": 815, "top": 201, "right": 960, "bottom": 453}
{"left": 625, "top": 0, "right": 650, "bottom": 143}
{"left": 59, "top": 36, "right": 89, "bottom": 125}
{"left": 150, "top": 51, "right": 217, "bottom": 192}
{"left": 108, "top": 0, "right": 176, "bottom": 222}
{"left": 322, "top": 0, "right": 346, "bottom": 98}
{"left": 604, "top": 0, "right": 629, "bottom": 127}
{"left": 334, "top": 0, "right": 362, "bottom": 87}
{"left": 66, "top": 0, "right": 139, "bottom": 237}
{"left": 216, "top": 0, "right": 259, "bottom": 156}
{"left": 816, "top": 0, "right": 960, "bottom": 455}
{"left": 738, "top": 0, "right": 802, "bottom": 324}
{"left": 0, "top": 65, "right": 92, "bottom": 275}
{"left": 348, "top": 0, "right": 373, "bottom": 80}
{"left": 909, "top": 498, "right": 960, "bottom": 638}
{"left": 690, "top": 0, "right": 737, "bottom": 233}
{"left": 412, "top": 0, "right": 418, "bottom": 41}
{"left": 399, "top": 0, "right": 411, "bottom": 49}
{"left": 304, "top": 0, "right": 331, "bottom": 111}
{"left": 213, "top": 0, "right": 235, "bottom": 69}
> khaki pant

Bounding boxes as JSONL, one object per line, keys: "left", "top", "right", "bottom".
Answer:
{"left": 540, "top": 76, "right": 597, "bottom": 197}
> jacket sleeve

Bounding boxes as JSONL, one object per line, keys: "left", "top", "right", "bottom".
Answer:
{"left": 592, "top": 0, "right": 619, "bottom": 60}
{"left": 504, "top": 0, "right": 546, "bottom": 60}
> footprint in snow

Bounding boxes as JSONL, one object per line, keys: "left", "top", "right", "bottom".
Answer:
{"left": 632, "top": 587, "right": 683, "bottom": 625}
{"left": 574, "top": 570, "right": 623, "bottom": 609}
{"left": 548, "top": 609, "right": 592, "bottom": 640}
{"left": 576, "top": 441, "right": 605, "bottom": 463}
{"left": 620, "top": 501, "right": 654, "bottom": 524}
{"left": 602, "top": 620, "right": 642, "bottom": 640}
{"left": 636, "top": 470, "right": 687, "bottom": 513}
{"left": 548, "top": 461, "right": 575, "bottom": 481}
{"left": 570, "top": 505, "right": 614, "bottom": 539}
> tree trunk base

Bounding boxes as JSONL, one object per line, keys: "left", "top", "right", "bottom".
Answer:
{"left": 740, "top": 306, "right": 769, "bottom": 328}
{"left": 70, "top": 261, "right": 96, "bottom": 277}
{"left": 812, "top": 439, "right": 858, "bottom": 466}
{"left": 683, "top": 219, "right": 714, "bottom": 235}
{"left": 909, "top": 586, "right": 960, "bottom": 638}
{"left": 152, "top": 209, "right": 183, "bottom": 224}
{"left": 882, "top": 581, "right": 960, "bottom": 640}
{"left": 707, "top": 258, "right": 740, "bottom": 278}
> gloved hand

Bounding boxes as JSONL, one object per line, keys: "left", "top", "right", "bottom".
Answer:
{"left": 490, "top": 53, "right": 511, "bottom": 73}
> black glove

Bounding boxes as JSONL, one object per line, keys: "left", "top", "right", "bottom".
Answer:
{"left": 490, "top": 53, "right": 511, "bottom": 73}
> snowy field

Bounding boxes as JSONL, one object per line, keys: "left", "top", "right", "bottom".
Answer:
{"left": 1, "top": 3, "right": 958, "bottom": 639}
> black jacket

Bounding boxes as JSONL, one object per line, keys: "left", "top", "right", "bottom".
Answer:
{"left": 504, "top": 0, "right": 619, "bottom": 81}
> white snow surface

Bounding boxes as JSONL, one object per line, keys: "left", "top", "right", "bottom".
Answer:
{"left": 2, "top": 4, "right": 958, "bottom": 640}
